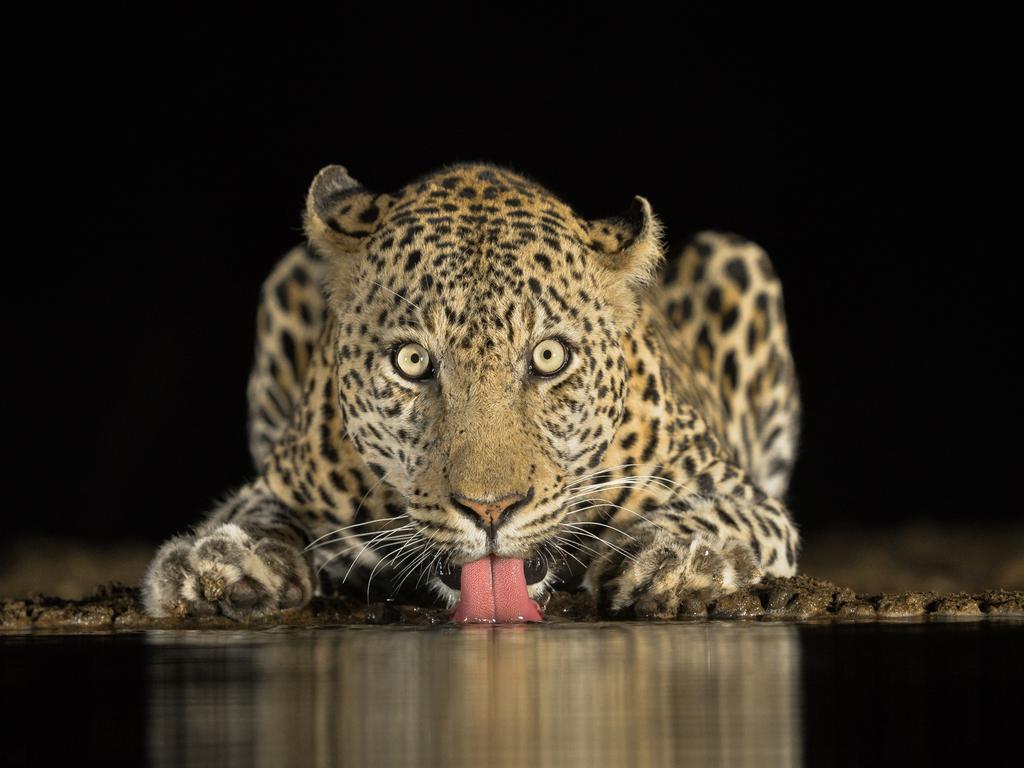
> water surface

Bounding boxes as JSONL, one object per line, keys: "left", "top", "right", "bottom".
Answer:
{"left": 2, "top": 621, "right": 1020, "bottom": 766}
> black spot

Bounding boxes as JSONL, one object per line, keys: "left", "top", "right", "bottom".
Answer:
{"left": 693, "top": 516, "right": 719, "bottom": 535}
{"left": 534, "top": 253, "right": 552, "bottom": 272}
{"left": 527, "top": 277, "right": 541, "bottom": 295}
{"left": 717, "top": 505, "right": 739, "bottom": 529}
{"left": 404, "top": 250, "right": 422, "bottom": 272}
{"left": 640, "top": 420, "right": 660, "bottom": 461}
{"left": 359, "top": 203, "right": 379, "bottom": 223}
{"left": 586, "top": 440, "right": 610, "bottom": 468}
{"left": 280, "top": 330, "right": 297, "bottom": 369}
{"left": 725, "top": 258, "right": 750, "bottom": 291}
{"left": 642, "top": 374, "right": 660, "bottom": 405}
{"left": 420, "top": 274, "right": 434, "bottom": 291}
{"left": 722, "top": 351, "right": 738, "bottom": 390}
{"left": 329, "top": 470, "right": 346, "bottom": 492}
{"left": 399, "top": 225, "right": 423, "bottom": 247}
{"left": 696, "top": 324, "right": 715, "bottom": 361}
{"left": 681, "top": 296, "right": 693, "bottom": 321}
{"left": 274, "top": 281, "right": 290, "bottom": 311}
{"left": 721, "top": 306, "right": 739, "bottom": 334}
{"left": 706, "top": 287, "right": 722, "bottom": 313}
{"left": 763, "top": 426, "right": 783, "bottom": 451}
{"left": 319, "top": 423, "right": 340, "bottom": 463}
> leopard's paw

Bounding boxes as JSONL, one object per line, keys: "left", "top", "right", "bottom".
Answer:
{"left": 141, "top": 523, "right": 313, "bottom": 620}
{"left": 585, "top": 530, "right": 762, "bottom": 619}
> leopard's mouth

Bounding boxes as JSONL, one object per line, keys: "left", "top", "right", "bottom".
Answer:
{"left": 436, "top": 556, "right": 548, "bottom": 590}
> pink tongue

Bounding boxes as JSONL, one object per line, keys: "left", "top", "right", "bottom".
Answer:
{"left": 451, "top": 555, "right": 543, "bottom": 623}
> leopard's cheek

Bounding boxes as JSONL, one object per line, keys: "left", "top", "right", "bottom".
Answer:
{"left": 403, "top": 399, "right": 446, "bottom": 492}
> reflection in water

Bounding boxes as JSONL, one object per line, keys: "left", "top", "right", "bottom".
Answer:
{"left": 146, "top": 623, "right": 801, "bottom": 767}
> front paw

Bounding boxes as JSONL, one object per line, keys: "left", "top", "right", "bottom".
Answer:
{"left": 142, "top": 523, "right": 313, "bottom": 620}
{"left": 586, "top": 530, "right": 762, "bottom": 619}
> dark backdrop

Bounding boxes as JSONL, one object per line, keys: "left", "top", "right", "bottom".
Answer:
{"left": 11, "top": 11, "right": 1013, "bottom": 542}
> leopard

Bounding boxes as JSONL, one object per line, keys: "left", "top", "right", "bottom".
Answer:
{"left": 142, "top": 161, "right": 801, "bottom": 622}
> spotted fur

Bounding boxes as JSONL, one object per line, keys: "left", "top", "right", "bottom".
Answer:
{"left": 142, "top": 162, "right": 801, "bottom": 620}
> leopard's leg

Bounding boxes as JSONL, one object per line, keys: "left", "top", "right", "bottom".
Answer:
{"left": 142, "top": 432, "right": 406, "bottom": 619}
{"left": 660, "top": 230, "right": 801, "bottom": 499}
{"left": 247, "top": 243, "right": 328, "bottom": 471}
{"left": 583, "top": 454, "right": 799, "bottom": 618}
{"left": 145, "top": 244, "right": 339, "bottom": 620}
{"left": 142, "top": 477, "right": 316, "bottom": 620}
{"left": 584, "top": 229, "right": 802, "bottom": 616}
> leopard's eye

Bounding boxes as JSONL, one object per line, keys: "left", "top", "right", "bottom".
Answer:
{"left": 393, "top": 342, "right": 432, "bottom": 380}
{"left": 531, "top": 338, "right": 568, "bottom": 376}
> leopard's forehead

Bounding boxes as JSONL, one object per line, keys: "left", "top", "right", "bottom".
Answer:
{"left": 364, "top": 164, "right": 593, "bottom": 277}
{"left": 389, "top": 163, "right": 582, "bottom": 226}
{"left": 347, "top": 164, "right": 614, "bottom": 353}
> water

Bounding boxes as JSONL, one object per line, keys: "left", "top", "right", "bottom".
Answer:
{"left": 2, "top": 621, "right": 1021, "bottom": 767}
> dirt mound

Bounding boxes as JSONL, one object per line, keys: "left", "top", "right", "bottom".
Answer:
{"left": 2, "top": 576, "right": 1021, "bottom": 631}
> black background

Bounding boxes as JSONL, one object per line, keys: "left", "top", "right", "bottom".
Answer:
{"left": 10, "top": 10, "right": 1014, "bottom": 543}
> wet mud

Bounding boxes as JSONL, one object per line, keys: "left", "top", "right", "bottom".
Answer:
{"left": 2, "top": 575, "right": 1021, "bottom": 631}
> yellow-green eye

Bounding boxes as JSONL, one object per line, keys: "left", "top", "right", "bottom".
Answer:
{"left": 393, "top": 342, "right": 432, "bottom": 380}
{"left": 531, "top": 338, "right": 568, "bottom": 376}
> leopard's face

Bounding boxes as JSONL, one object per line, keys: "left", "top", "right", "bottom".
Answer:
{"left": 306, "top": 163, "right": 663, "bottom": 589}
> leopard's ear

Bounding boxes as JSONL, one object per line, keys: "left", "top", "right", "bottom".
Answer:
{"left": 584, "top": 196, "right": 665, "bottom": 288}
{"left": 302, "top": 165, "right": 397, "bottom": 309}
{"left": 302, "top": 164, "right": 396, "bottom": 257}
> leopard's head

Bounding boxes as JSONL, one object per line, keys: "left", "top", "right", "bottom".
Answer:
{"left": 303, "top": 163, "right": 663, "bottom": 608}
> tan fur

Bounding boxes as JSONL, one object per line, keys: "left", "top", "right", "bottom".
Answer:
{"left": 144, "top": 162, "right": 801, "bottom": 620}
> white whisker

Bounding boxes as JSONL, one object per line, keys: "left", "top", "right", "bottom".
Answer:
{"left": 563, "top": 520, "right": 638, "bottom": 540}
{"left": 415, "top": 546, "right": 446, "bottom": 590}
{"left": 315, "top": 532, "right": 411, "bottom": 580}
{"left": 305, "top": 513, "right": 409, "bottom": 552}
{"left": 562, "top": 475, "right": 686, "bottom": 502}
{"left": 566, "top": 463, "right": 651, "bottom": 488}
{"left": 547, "top": 536, "right": 591, "bottom": 568}
{"left": 365, "top": 531, "right": 421, "bottom": 592}
{"left": 336, "top": 523, "right": 416, "bottom": 582}
{"left": 365, "top": 278, "right": 421, "bottom": 311}
{"left": 393, "top": 547, "right": 434, "bottom": 594}
{"left": 560, "top": 526, "right": 638, "bottom": 562}
{"left": 567, "top": 499, "right": 674, "bottom": 537}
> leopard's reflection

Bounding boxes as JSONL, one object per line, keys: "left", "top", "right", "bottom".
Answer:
{"left": 146, "top": 623, "right": 802, "bottom": 767}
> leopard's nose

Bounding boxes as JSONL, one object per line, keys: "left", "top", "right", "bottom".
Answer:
{"left": 451, "top": 487, "right": 533, "bottom": 530}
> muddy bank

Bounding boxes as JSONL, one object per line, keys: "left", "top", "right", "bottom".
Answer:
{"left": 4, "top": 525, "right": 1022, "bottom": 602}
{"left": 2, "top": 576, "right": 1022, "bottom": 631}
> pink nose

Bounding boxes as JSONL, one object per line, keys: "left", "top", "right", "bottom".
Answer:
{"left": 452, "top": 491, "right": 530, "bottom": 529}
